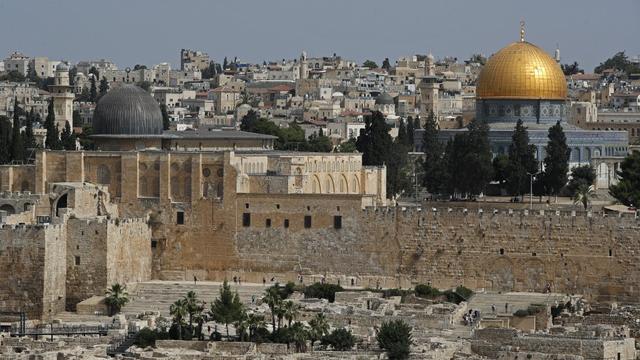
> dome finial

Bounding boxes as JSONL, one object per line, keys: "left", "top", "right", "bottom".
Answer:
{"left": 520, "top": 20, "right": 525, "bottom": 42}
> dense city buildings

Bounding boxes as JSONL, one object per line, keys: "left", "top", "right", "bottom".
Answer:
{"left": 1, "top": 18, "right": 640, "bottom": 360}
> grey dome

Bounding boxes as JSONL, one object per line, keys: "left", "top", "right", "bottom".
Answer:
{"left": 92, "top": 85, "right": 163, "bottom": 135}
{"left": 56, "top": 62, "right": 69, "bottom": 72}
{"left": 375, "top": 92, "right": 394, "bottom": 105}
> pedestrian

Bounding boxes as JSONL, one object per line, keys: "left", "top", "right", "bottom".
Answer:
{"left": 233, "top": 276, "right": 237, "bottom": 284}
{"left": 505, "top": 302, "right": 509, "bottom": 313}
{"left": 491, "top": 304, "right": 496, "bottom": 314}
{"left": 193, "top": 275, "right": 197, "bottom": 286}
{"left": 263, "top": 277, "right": 266, "bottom": 286}
{"left": 251, "top": 295, "right": 255, "bottom": 304}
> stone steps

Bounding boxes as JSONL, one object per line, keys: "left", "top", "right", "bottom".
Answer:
{"left": 466, "top": 291, "right": 568, "bottom": 317}
{"left": 122, "top": 281, "right": 268, "bottom": 317}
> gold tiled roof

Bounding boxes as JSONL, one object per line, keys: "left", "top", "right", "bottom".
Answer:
{"left": 476, "top": 41, "right": 567, "bottom": 100}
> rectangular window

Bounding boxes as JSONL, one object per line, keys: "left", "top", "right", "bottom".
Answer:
{"left": 176, "top": 211, "right": 185, "bottom": 225}
{"left": 151, "top": 240, "right": 158, "bottom": 248}
{"left": 334, "top": 216, "right": 342, "bottom": 229}
{"left": 284, "top": 219, "right": 289, "bottom": 228}
{"left": 304, "top": 215, "right": 312, "bottom": 229}
{"left": 242, "top": 213, "right": 251, "bottom": 227}
{"left": 265, "top": 218, "right": 271, "bottom": 228}
{"left": 75, "top": 256, "right": 80, "bottom": 266}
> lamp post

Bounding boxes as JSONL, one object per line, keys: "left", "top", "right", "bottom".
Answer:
{"left": 527, "top": 171, "right": 541, "bottom": 210}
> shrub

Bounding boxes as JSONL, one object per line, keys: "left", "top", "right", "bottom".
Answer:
{"left": 134, "top": 327, "right": 157, "bottom": 348}
{"left": 513, "top": 305, "right": 545, "bottom": 317}
{"left": 303, "top": 283, "right": 344, "bottom": 303}
{"left": 414, "top": 284, "right": 441, "bottom": 298}
{"left": 382, "top": 288, "right": 412, "bottom": 299}
{"left": 455, "top": 286, "right": 474, "bottom": 300}
{"left": 321, "top": 328, "right": 355, "bottom": 351}
{"left": 376, "top": 320, "right": 413, "bottom": 360}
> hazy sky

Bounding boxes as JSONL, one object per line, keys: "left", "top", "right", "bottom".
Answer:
{"left": 1, "top": 0, "right": 638, "bottom": 71}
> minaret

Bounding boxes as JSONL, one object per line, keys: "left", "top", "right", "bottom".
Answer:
{"left": 299, "top": 51, "right": 308, "bottom": 80}
{"left": 49, "top": 62, "right": 74, "bottom": 130}
{"left": 424, "top": 52, "right": 435, "bottom": 77}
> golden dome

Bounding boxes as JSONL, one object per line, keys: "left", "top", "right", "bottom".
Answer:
{"left": 476, "top": 41, "right": 567, "bottom": 100}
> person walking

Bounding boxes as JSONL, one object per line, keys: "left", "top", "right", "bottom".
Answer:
{"left": 491, "top": 304, "right": 496, "bottom": 314}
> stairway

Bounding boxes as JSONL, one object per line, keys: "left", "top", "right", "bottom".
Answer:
{"left": 122, "top": 281, "right": 267, "bottom": 317}
{"left": 466, "top": 291, "right": 569, "bottom": 316}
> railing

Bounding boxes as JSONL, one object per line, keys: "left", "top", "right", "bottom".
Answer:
{"left": 10, "top": 323, "right": 120, "bottom": 337}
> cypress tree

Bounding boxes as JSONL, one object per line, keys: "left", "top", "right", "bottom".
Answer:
{"left": 60, "top": 121, "right": 76, "bottom": 150}
{"left": 44, "top": 99, "right": 61, "bottom": 150}
{"left": 542, "top": 121, "right": 570, "bottom": 197}
{"left": 10, "top": 98, "right": 24, "bottom": 162}
{"left": 99, "top": 77, "right": 109, "bottom": 98}
{"left": 24, "top": 109, "right": 37, "bottom": 149}
{"left": 0, "top": 116, "right": 11, "bottom": 164}
{"left": 506, "top": 119, "right": 538, "bottom": 198}
{"left": 609, "top": 151, "right": 640, "bottom": 206}
{"left": 406, "top": 116, "right": 415, "bottom": 147}
{"left": 421, "top": 111, "right": 446, "bottom": 194}
{"left": 462, "top": 118, "right": 493, "bottom": 196}
{"left": 161, "top": 104, "right": 171, "bottom": 130}
{"left": 89, "top": 76, "right": 97, "bottom": 103}
{"left": 355, "top": 111, "right": 392, "bottom": 166}
{"left": 396, "top": 119, "right": 409, "bottom": 147}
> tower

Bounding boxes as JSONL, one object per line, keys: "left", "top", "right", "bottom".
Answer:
{"left": 424, "top": 52, "right": 435, "bottom": 77}
{"left": 419, "top": 52, "right": 438, "bottom": 118}
{"left": 299, "top": 51, "right": 308, "bottom": 80}
{"left": 49, "top": 62, "right": 74, "bottom": 130}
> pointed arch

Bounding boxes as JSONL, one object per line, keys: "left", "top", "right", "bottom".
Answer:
{"left": 312, "top": 174, "right": 322, "bottom": 194}
{"left": 352, "top": 175, "right": 360, "bottom": 194}
{"left": 325, "top": 174, "right": 335, "bottom": 194}
{"left": 339, "top": 174, "right": 348, "bottom": 193}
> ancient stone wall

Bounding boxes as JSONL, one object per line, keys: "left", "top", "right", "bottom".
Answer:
{"left": 0, "top": 224, "right": 66, "bottom": 319}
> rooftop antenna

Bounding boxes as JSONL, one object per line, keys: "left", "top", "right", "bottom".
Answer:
{"left": 520, "top": 20, "right": 525, "bottom": 42}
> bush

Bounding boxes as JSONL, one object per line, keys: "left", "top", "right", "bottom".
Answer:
{"left": 415, "top": 284, "right": 441, "bottom": 298}
{"left": 321, "top": 328, "right": 355, "bottom": 351}
{"left": 382, "top": 288, "right": 412, "bottom": 299}
{"left": 513, "top": 305, "right": 545, "bottom": 317}
{"left": 376, "top": 320, "right": 413, "bottom": 360}
{"left": 134, "top": 327, "right": 157, "bottom": 348}
{"left": 303, "top": 283, "right": 344, "bottom": 303}
{"left": 455, "top": 286, "right": 474, "bottom": 300}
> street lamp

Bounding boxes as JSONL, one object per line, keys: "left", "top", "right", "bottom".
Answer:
{"left": 527, "top": 171, "right": 541, "bottom": 210}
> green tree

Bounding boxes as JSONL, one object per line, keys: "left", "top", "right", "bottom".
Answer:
{"left": 305, "top": 132, "right": 333, "bottom": 152}
{"left": 376, "top": 319, "right": 413, "bottom": 360}
{"left": 461, "top": 118, "right": 493, "bottom": 196}
{"left": 492, "top": 154, "right": 510, "bottom": 185}
{"left": 24, "top": 109, "right": 37, "bottom": 150}
{"left": 105, "top": 283, "right": 129, "bottom": 316}
{"left": 506, "top": 119, "right": 538, "bottom": 198}
{"left": 610, "top": 151, "right": 640, "bottom": 206}
{"left": 184, "top": 291, "right": 204, "bottom": 331}
{"left": 356, "top": 111, "right": 392, "bottom": 166}
{"left": 561, "top": 61, "right": 583, "bottom": 75}
{"left": 396, "top": 120, "right": 410, "bottom": 147}
{"left": 240, "top": 110, "right": 259, "bottom": 132}
{"left": 595, "top": 51, "right": 640, "bottom": 75}
{"left": 382, "top": 58, "right": 392, "bottom": 71}
{"left": 308, "top": 313, "right": 329, "bottom": 347}
{"left": 44, "top": 99, "right": 61, "bottom": 150}
{"left": 60, "top": 121, "right": 76, "bottom": 150}
{"left": 210, "top": 280, "right": 244, "bottom": 338}
{"left": 387, "top": 139, "right": 411, "bottom": 197}
{"left": 0, "top": 70, "right": 26, "bottom": 82}
{"left": 0, "top": 116, "right": 12, "bottom": 164}
{"left": 574, "top": 184, "right": 596, "bottom": 210}
{"left": 223, "top": 57, "right": 229, "bottom": 70}
{"left": 406, "top": 116, "right": 415, "bottom": 147}
{"left": 321, "top": 328, "right": 355, "bottom": 351}
{"left": 10, "top": 99, "right": 24, "bottom": 162}
{"left": 89, "top": 76, "right": 98, "bottom": 103}
{"left": 289, "top": 322, "right": 309, "bottom": 352}
{"left": 282, "top": 300, "right": 299, "bottom": 328}
{"left": 246, "top": 313, "right": 266, "bottom": 340}
{"left": 160, "top": 103, "right": 171, "bottom": 131}
{"left": 421, "top": 111, "right": 446, "bottom": 194}
{"left": 362, "top": 60, "right": 378, "bottom": 69}
{"left": 567, "top": 165, "right": 596, "bottom": 196}
{"left": 99, "top": 77, "right": 109, "bottom": 98}
{"left": 542, "top": 121, "right": 570, "bottom": 198}
{"left": 169, "top": 298, "right": 188, "bottom": 340}
{"left": 78, "top": 123, "right": 95, "bottom": 150}
{"left": 337, "top": 138, "right": 357, "bottom": 153}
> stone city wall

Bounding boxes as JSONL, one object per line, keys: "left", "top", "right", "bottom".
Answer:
{"left": 0, "top": 224, "right": 66, "bottom": 319}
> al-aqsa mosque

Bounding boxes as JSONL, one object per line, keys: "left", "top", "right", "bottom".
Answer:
{"left": 431, "top": 24, "right": 629, "bottom": 188}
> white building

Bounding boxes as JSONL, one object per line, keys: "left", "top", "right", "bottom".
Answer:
{"left": 4, "top": 51, "right": 30, "bottom": 76}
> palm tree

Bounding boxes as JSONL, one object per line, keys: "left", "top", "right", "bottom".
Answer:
{"left": 246, "top": 313, "right": 266, "bottom": 340}
{"left": 105, "top": 283, "right": 129, "bottom": 316}
{"left": 289, "top": 322, "right": 309, "bottom": 353}
{"left": 233, "top": 310, "right": 249, "bottom": 341}
{"left": 309, "top": 313, "right": 330, "bottom": 347}
{"left": 184, "top": 291, "right": 204, "bottom": 330}
{"left": 170, "top": 298, "right": 188, "bottom": 340}
{"left": 283, "top": 300, "right": 299, "bottom": 327}
{"left": 262, "top": 286, "right": 282, "bottom": 331}
{"left": 573, "top": 184, "right": 596, "bottom": 210}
